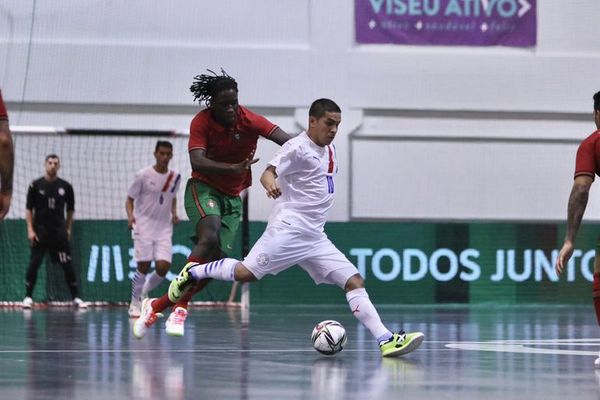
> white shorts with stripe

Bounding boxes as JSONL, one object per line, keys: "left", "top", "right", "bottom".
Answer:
{"left": 242, "top": 223, "right": 359, "bottom": 288}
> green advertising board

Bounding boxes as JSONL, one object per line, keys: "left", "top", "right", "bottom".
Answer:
{"left": 0, "top": 220, "right": 596, "bottom": 304}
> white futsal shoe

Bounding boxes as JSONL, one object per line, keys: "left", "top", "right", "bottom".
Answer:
{"left": 165, "top": 307, "right": 188, "bottom": 337}
{"left": 73, "top": 297, "right": 88, "bottom": 309}
{"left": 595, "top": 353, "right": 600, "bottom": 368}
{"left": 129, "top": 297, "right": 141, "bottom": 318}
{"left": 133, "top": 298, "right": 162, "bottom": 339}
{"left": 22, "top": 296, "right": 33, "bottom": 309}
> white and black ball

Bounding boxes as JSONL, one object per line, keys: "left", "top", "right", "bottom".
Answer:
{"left": 311, "top": 320, "right": 347, "bottom": 355}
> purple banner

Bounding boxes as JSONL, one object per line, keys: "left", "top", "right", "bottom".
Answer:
{"left": 355, "top": 0, "right": 536, "bottom": 47}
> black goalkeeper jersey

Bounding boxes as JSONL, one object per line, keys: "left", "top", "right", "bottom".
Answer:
{"left": 26, "top": 177, "right": 74, "bottom": 232}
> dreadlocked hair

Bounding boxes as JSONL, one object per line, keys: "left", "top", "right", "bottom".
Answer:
{"left": 190, "top": 69, "right": 238, "bottom": 106}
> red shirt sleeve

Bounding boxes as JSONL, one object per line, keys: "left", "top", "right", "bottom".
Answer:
{"left": 241, "top": 106, "right": 278, "bottom": 138}
{"left": 575, "top": 133, "right": 599, "bottom": 179}
{"left": 188, "top": 111, "right": 208, "bottom": 152}
{"left": 0, "top": 90, "right": 8, "bottom": 121}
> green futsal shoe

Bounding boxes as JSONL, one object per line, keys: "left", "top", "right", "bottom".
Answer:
{"left": 380, "top": 331, "right": 425, "bottom": 357}
{"left": 168, "top": 262, "right": 198, "bottom": 303}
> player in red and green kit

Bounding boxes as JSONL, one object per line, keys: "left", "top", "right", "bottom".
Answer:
{"left": 133, "top": 69, "right": 291, "bottom": 338}
{"left": 0, "top": 88, "right": 14, "bottom": 220}
{"left": 556, "top": 90, "right": 600, "bottom": 367}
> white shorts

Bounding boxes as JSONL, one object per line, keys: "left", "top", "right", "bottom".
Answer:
{"left": 242, "top": 224, "right": 359, "bottom": 288}
{"left": 133, "top": 235, "right": 173, "bottom": 263}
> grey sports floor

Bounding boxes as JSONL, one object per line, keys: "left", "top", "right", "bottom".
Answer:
{"left": 1, "top": 305, "right": 599, "bottom": 400}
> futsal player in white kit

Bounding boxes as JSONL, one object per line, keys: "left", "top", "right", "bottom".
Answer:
{"left": 161, "top": 99, "right": 423, "bottom": 357}
{"left": 127, "top": 140, "right": 181, "bottom": 317}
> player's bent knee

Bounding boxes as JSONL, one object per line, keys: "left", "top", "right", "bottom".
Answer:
{"left": 154, "top": 261, "right": 171, "bottom": 276}
{"left": 137, "top": 261, "right": 152, "bottom": 274}
{"left": 344, "top": 273, "right": 365, "bottom": 292}
{"left": 234, "top": 263, "right": 258, "bottom": 282}
{"left": 195, "top": 236, "right": 220, "bottom": 254}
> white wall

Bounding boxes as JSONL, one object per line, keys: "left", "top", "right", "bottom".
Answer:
{"left": 2, "top": 1, "right": 600, "bottom": 221}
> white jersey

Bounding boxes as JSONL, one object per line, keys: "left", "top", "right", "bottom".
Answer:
{"left": 267, "top": 131, "right": 337, "bottom": 234}
{"left": 127, "top": 166, "right": 181, "bottom": 239}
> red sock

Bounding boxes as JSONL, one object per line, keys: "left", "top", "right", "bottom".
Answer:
{"left": 152, "top": 294, "right": 173, "bottom": 313}
{"left": 175, "top": 290, "right": 192, "bottom": 310}
{"left": 593, "top": 273, "right": 600, "bottom": 326}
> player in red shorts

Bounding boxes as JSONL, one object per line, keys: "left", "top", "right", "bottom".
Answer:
{"left": 556, "top": 90, "right": 600, "bottom": 367}
{"left": 133, "top": 69, "right": 291, "bottom": 338}
{"left": 0, "top": 89, "right": 14, "bottom": 220}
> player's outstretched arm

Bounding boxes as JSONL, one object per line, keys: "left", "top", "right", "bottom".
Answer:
{"left": 269, "top": 127, "right": 293, "bottom": 146}
{"left": 0, "top": 121, "right": 14, "bottom": 220}
{"left": 556, "top": 175, "right": 594, "bottom": 274}
{"left": 190, "top": 148, "right": 258, "bottom": 175}
{"left": 260, "top": 165, "right": 281, "bottom": 199}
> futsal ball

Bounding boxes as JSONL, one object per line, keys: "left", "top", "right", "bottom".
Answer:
{"left": 311, "top": 320, "right": 347, "bottom": 355}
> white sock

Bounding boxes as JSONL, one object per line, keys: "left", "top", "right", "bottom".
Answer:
{"left": 190, "top": 258, "right": 238, "bottom": 281}
{"left": 346, "top": 288, "right": 391, "bottom": 340}
{"left": 142, "top": 271, "right": 165, "bottom": 296}
{"left": 131, "top": 270, "right": 146, "bottom": 302}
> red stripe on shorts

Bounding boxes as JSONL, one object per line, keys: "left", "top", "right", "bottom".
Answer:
{"left": 191, "top": 182, "right": 207, "bottom": 218}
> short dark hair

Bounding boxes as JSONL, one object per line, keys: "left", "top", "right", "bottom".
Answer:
{"left": 309, "top": 98, "right": 341, "bottom": 119}
{"left": 190, "top": 69, "right": 238, "bottom": 106}
{"left": 155, "top": 140, "right": 173, "bottom": 152}
{"left": 594, "top": 91, "right": 600, "bottom": 112}
{"left": 45, "top": 154, "right": 59, "bottom": 162}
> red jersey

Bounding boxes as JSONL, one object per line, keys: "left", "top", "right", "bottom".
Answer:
{"left": 575, "top": 130, "right": 600, "bottom": 179}
{"left": 189, "top": 105, "right": 278, "bottom": 196}
{"left": 0, "top": 90, "right": 8, "bottom": 120}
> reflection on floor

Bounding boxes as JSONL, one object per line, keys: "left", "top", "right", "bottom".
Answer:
{"left": 0, "top": 305, "right": 599, "bottom": 400}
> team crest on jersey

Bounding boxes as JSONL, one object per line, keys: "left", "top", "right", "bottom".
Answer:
{"left": 256, "top": 253, "right": 270, "bottom": 267}
{"left": 207, "top": 199, "right": 216, "bottom": 209}
{"left": 58, "top": 187, "right": 65, "bottom": 196}
{"left": 233, "top": 132, "right": 240, "bottom": 140}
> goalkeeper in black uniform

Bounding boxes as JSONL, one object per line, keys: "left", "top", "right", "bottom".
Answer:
{"left": 23, "top": 154, "right": 86, "bottom": 309}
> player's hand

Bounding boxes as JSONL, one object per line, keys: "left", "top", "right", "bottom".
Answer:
{"left": 264, "top": 182, "right": 282, "bottom": 199}
{"left": 0, "top": 192, "right": 11, "bottom": 221}
{"left": 556, "top": 240, "right": 574, "bottom": 275}
{"left": 234, "top": 157, "right": 259, "bottom": 172}
{"left": 172, "top": 215, "right": 180, "bottom": 225}
{"left": 67, "top": 228, "right": 72, "bottom": 240}
{"left": 27, "top": 230, "right": 38, "bottom": 245}
{"left": 127, "top": 216, "right": 136, "bottom": 230}
{"left": 260, "top": 166, "right": 280, "bottom": 199}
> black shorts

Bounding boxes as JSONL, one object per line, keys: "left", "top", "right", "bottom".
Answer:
{"left": 33, "top": 228, "right": 72, "bottom": 263}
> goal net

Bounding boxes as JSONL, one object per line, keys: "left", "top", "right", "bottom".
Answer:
{"left": 0, "top": 128, "right": 249, "bottom": 309}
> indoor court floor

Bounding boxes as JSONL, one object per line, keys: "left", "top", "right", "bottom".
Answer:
{"left": 1, "top": 305, "right": 599, "bottom": 400}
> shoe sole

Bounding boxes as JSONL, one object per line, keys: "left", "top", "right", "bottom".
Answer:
{"left": 165, "top": 328, "right": 184, "bottom": 337}
{"left": 132, "top": 318, "right": 146, "bottom": 339}
{"left": 382, "top": 333, "right": 425, "bottom": 358}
